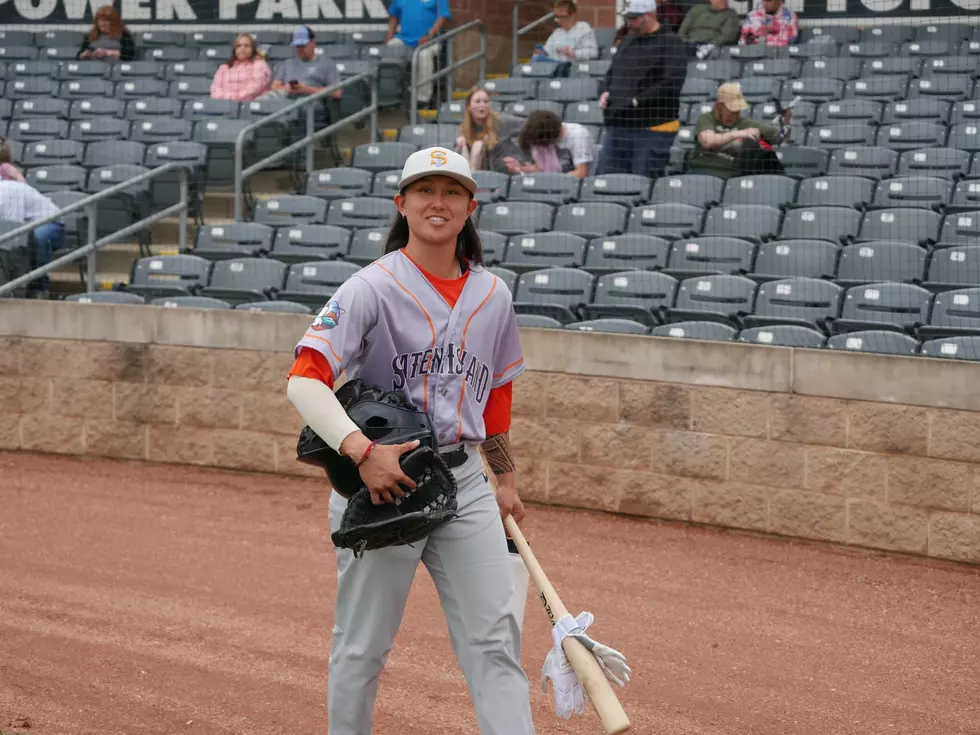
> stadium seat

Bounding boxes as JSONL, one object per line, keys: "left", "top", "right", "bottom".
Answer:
{"left": 909, "top": 75, "right": 974, "bottom": 102}
{"left": 579, "top": 174, "right": 652, "bottom": 207}
{"left": 775, "top": 146, "right": 830, "bottom": 178}
{"left": 183, "top": 99, "right": 240, "bottom": 120}
{"left": 689, "top": 58, "right": 741, "bottom": 82}
{"left": 750, "top": 239, "right": 839, "bottom": 282}
{"left": 347, "top": 228, "right": 386, "bottom": 265}
{"left": 501, "top": 232, "right": 587, "bottom": 273}
{"left": 917, "top": 287, "right": 980, "bottom": 339}
{"left": 477, "top": 230, "right": 508, "bottom": 264}
{"left": 25, "top": 164, "right": 86, "bottom": 193}
{"left": 508, "top": 173, "right": 582, "bottom": 205}
{"left": 665, "top": 236, "right": 755, "bottom": 279}
{"left": 835, "top": 241, "right": 927, "bottom": 288}
{"left": 846, "top": 40, "right": 900, "bottom": 59}
{"left": 70, "top": 96, "right": 126, "bottom": 120}
{"left": 7, "top": 77, "right": 57, "bottom": 99}
{"left": 814, "top": 100, "right": 884, "bottom": 126}
{"left": 538, "top": 78, "right": 599, "bottom": 104}
{"left": 738, "top": 324, "right": 826, "bottom": 348}
{"left": 663, "top": 274, "right": 757, "bottom": 326}
{"left": 722, "top": 175, "right": 797, "bottom": 208}
{"left": 742, "top": 277, "right": 844, "bottom": 331}
{"left": 371, "top": 169, "right": 405, "bottom": 198}
{"left": 504, "top": 100, "right": 565, "bottom": 118}
{"left": 949, "top": 180, "right": 980, "bottom": 213}
{"left": 824, "top": 329, "right": 919, "bottom": 355}
{"left": 66, "top": 291, "right": 146, "bottom": 305}
{"left": 130, "top": 118, "right": 194, "bottom": 144}
{"left": 783, "top": 77, "right": 845, "bottom": 103}
{"left": 12, "top": 97, "right": 69, "bottom": 120}
{"left": 152, "top": 295, "right": 232, "bottom": 310}
{"left": 896, "top": 147, "right": 971, "bottom": 178}
{"left": 325, "top": 197, "right": 396, "bottom": 230}
{"left": 650, "top": 320, "right": 737, "bottom": 342}
{"left": 235, "top": 301, "right": 313, "bottom": 314}
{"left": 874, "top": 121, "right": 947, "bottom": 151}
{"left": 565, "top": 318, "right": 649, "bottom": 335}
{"left": 827, "top": 146, "right": 898, "bottom": 179}
{"left": 828, "top": 282, "right": 933, "bottom": 335}
{"left": 306, "top": 167, "right": 373, "bottom": 201}
{"left": 489, "top": 266, "right": 518, "bottom": 294}
{"left": 627, "top": 203, "right": 703, "bottom": 239}
{"left": 861, "top": 26, "right": 912, "bottom": 45}
{"left": 582, "top": 234, "right": 670, "bottom": 274}
{"left": 582, "top": 270, "right": 679, "bottom": 326}
{"left": 126, "top": 254, "right": 212, "bottom": 301}
{"left": 277, "top": 260, "right": 361, "bottom": 309}
{"left": 516, "top": 313, "right": 563, "bottom": 329}
{"left": 946, "top": 123, "right": 980, "bottom": 153}
{"left": 199, "top": 257, "right": 287, "bottom": 306}
{"left": 856, "top": 207, "right": 941, "bottom": 247}
{"left": 870, "top": 175, "right": 951, "bottom": 209}
{"left": 270, "top": 224, "right": 352, "bottom": 265}
{"left": 254, "top": 195, "right": 329, "bottom": 226}
{"left": 513, "top": 267, "right": 594, "bottom": 323}
{"left": 882, "top": 99, "right": 951, "bottom": 124}
{"left": 801, "top": 57, "right": 863, "bottom": 83}
{"left": 351, "top": 142, "right": 417, "bottom": 173}
{"left": 398, "top": 123, "right": 457, "bottom": 148}
{"left": 471, "top": 170, "right": 509, "bottom": 204}
{"left": 478, "top": 202, "right": 555, "bottom": 236}
{"left": 950, "top": 101, "right": 980, "bottom": 125}
{"left": 59, "top": 78, "right": 114, "bottom": 100}
{"left": 795, "top": 175, "right": 875, "bottom": 208}
{"left": 21, "top": 139, "right": 84, "bottom": 168}
{"left": 481, "top": 77, "right": 536, "bottom": 102}
{"left": 9, "top": 118, "right": 69, "bottom": 143}
{"left": 192, "top": 222, "right": 274, "bottom": 260}
{"left": 127, "top": 97, "right": 182, "bottom": 119}
{"left": 919, "top": 335, "right": 980, "bottom": 361}
{"left": 552, "top": 202, "right": 628, "bottom": 238}
{"left": 648, "top": 174, "right": 723, "bottom": 209}
{"left": 700, "top": 204, "right": 780, "bottom": 244}
{"left": 564, "top": 101, "right": 605, "bottom": 128}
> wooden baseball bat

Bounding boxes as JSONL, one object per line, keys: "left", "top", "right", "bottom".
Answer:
{"left": 503, "top": 513, "right": 631, "bottom": 734}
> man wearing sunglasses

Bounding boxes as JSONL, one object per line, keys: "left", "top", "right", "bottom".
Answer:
{"left": 596, "top": 0, "right": 687, "bottom": 180}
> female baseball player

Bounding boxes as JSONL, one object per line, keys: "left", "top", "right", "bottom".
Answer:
{"left": 285, "top": 147, "right": 537, "bottom": 735}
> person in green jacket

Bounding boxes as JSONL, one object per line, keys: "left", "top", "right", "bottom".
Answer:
{"left": 678, "top": 0, "right": 741, "bottom": 54}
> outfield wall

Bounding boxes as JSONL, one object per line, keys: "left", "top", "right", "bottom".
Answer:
{"left": 1, "top": 299, "right": 978, "bottom": 565}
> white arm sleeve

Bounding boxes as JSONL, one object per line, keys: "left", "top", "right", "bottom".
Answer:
{"left": 286, "top": 376, "right": 362, "bottom": 453}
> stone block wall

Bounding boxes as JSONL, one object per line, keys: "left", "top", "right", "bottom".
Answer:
{"left": 1, "top": 301, "right": 979, "bottom": 566}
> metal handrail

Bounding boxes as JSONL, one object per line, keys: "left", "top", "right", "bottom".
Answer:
{"left": 233, "top": 72, "right": 380, "bottom": 221}
{"left": 0, "top": 162, "right": 190, "bottom": 298}
{"left": 513, "top": 1, "right": 556, "bottom": 68}
{"left": 409, "top": 19, "right": 486, "bottom": 125}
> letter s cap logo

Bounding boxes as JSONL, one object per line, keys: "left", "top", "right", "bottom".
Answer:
{"left": 429, "top": 149, "right": 447, "bottom": 168}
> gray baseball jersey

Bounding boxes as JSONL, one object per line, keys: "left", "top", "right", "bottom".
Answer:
{"left": 294, "top": 249, "right": 525, "bottom": 446}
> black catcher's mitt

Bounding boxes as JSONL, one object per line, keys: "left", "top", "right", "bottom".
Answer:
{"left": 331, "top": 446, "right": 459, "bottom": 557}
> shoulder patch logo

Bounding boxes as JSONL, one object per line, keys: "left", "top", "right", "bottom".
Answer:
{"left": 311, "top": 299, "right": 344, "bottom": 331}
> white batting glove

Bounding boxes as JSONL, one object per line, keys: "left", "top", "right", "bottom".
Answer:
{"left": 555, "top": 611, "right": 633, "bottom": 688}
{"left": 540, "top": 644, "right": 586, "bottom": 719}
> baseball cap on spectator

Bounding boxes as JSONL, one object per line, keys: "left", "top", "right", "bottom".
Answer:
{"left": 292, "top": 25, "right": 315, "bottom": 46}
{"left": 717, "top": 82, "right": 750, "bottom": 112}
{"left": 621, "top": 0, "right": 656, "bottom": 17}
{"left": 398, "top": 147, "right": 478, "bottom": 196}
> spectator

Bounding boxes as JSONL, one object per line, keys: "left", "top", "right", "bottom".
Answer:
{"left": 0, "top": 138, "right": 26, "bottom": 183}
{"left": 499, "top": 110, "right": 594, "bottom": 178}
{"left": 210, "top": 33, "right": 273, "bottom": 102}
{"left": 740, "top": 0, "right": 799, "bottom": 48}
{"left": 688, "top": 82, "right": 790, "bottom": 179}
{"left": 0, "top": 179, "right": 65, "bottom": 299}
{"left": 262, "top": 26, "right": 342, "bottom": 100}
{"left": 454, "top": 86, "right": 524, "bottom": 171}
{"left": 77, "top": 5, "right": 135, "bottom": 63}
{"left": 531, "top": 0, "right": 599, "bottom": 64}
{"left": 385, "top": 0, "right": 451, "bottom": 108}
{"left": 678, "top": 0, "right": 741, "bottom": 51}
{"left": 596, "top": 0, "right": 686, "bottom": 179}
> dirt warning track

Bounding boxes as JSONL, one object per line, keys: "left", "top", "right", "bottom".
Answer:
{"left": 1, "top": 451, "right": 978, "bottom": 735}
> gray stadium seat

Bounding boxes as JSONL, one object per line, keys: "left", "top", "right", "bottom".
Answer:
{"left": 135, "top": 30, "right": 186, "bottom": 47}
{"left": 571, "top": 59, "right": 611, "bottom": 78}
{"left": 127, "top": 254, "right": 212, "bottom": 301}
{"left": 875, "top": 120, "right": 947, "bottom": 151}
{"left": 920, "top": 335, "right": 980, "bottom": 361}
{"left": 689, "top": 58, "right": 741, "bottom": 82}
{"left": 857, "top": 207, "right": 941, "bottom": 247}
{"left": 826, "top": 146, "right": 898, "bottom": 179}
{"left": 0, "top": 46, "right": 38, "bottom": 62}
{"left": 347, "top": 228, "right": 386, "bottom": 265}
{"left": 836, "top": 241, "right": 927, "bottom": 288}
{"left": 564, "top": 100, "right": 605, "bottom": 127}
{"left": 187, "top": 30, "right": 236, "bottom": 46}
{"left": 882, "top": 99, "right": 951, "bottom": 124}
{"left": 871, "top": 175, "right": 951, "bottom": 209}
{"left": 7, "top": 77, "right": 56, "bottom": 99}
{"left": 478, "top": 201, "right": 555, "bottom": 236}
{"left": 649, "top": 174, "right": 724, "bottom": 208}
{"left": 489, "top": 266, "right": 518, "bottom": 293}
{"left": 9, "top": 118, "right": 69, "bottom": 143}
{"left": 169, "top": 78, "right": 213, "bottom": 99}
{"left": 918, "top": 287, "right": 980, "bottom": 340}
{"left": 917, "top": 24, "right": 974, "bottom": 44}
{"left": 59, "top": 78, "right": 114, "bottom": 100}
{"left": 579, "top": 173, "right": 653, "bottom": 208}
{"left": 115, "top": 79, "right": 168, "bottom": 101}
{"left": 278, "top": 260, "right": 361, "bottom": 309}
{"left": 742, "top": 277, "right": 843, "bottom": 331}
{"left": 11, "top": 97, "right": 69, "bottom": 120}
{"left": 552, "top": 202, "right": 628, "bottom": 238}
{"left": 679, "top": 77, "right": 717, "bottom": 104}
{"left": 937, "top": 211, "right": 980, "bottom": 248}
{"left": 66, "top": 291, "right": 146, "bottom": 305}
{"left": 863, "top": 57, "right": 921, "bottom": 77}
{"left": 25, "top": 164, "right": 86, "bottom": 193}
{"left": 126, "top": 97, "right": 182, "bottom": 119}
{"left": 84, "top": 164, "right": 153, "bottom": 241}
{"left": 501, "top": 232, "right": 587, "bottom": 273}
{"left": 235, "top": 300, "right": 313, "bottom": 314}
{"left": 924, "top": 246, "right": 980, "bottom": 291}
{"left": 69, "top": 117, "right": 130, "bottom": 144}
{"left": 825, "top": 329, "right": 919, "bottom": 355}
{"left": 921, "top": 55, "right": 976, "bottom": 77}
{"left": 782, "top": 77, "right": 844, "bottom": 103}
{"left": 82, "top": 140, "right": 146, "bottom": 169}
{"left": 565, "top": 318, "right": 648, "bottom": 335}
{"left": 664, "top": 274, "right": 757, "bottom": 326}
{"left": 398, "top": 123, "right": 458, "bottom": 148}
{"left": 513, "top": 267, "right": 594, "bottom": 323}
{"left": 949, "top": 179, "right": 980, "bottom": 213}
{"left": 801, "top": 58, "right": 863, "bottom": 82}
{"left": 482, "top": 77, "right": 536, "bottom": 102}
{"left": 0, "top": 31, "right": 36, "bottom": 46}
{"left": 650, "top": 320, "right": 737, "bottom": 342}
{"left": 723, "top": 43, "right": 771, "bottom": 61}
{"left": 199, "top": 257, "right": 287, "bottom": 306}
{"left": 909, "top": 75, "right": 974, "bottom": 102}
{"left": 946, "top": 123, "right": 980, "bottom": 153}
{"left": 516, "top": 313, "right": 563, "bottom": 329}
{"left": 722, "top": 175, "right": 797, "bottom": 208}
{"left": 371, "top": 169, "right": 405, "bottom": 198}
{"left": 477, "top": 230, "right": 508, "bottom": 264}
{"left": 351, "top": 142, "right": 417, "bottom": 174}
{"left": 152, "top": 295, "right": 232, "bottom": 310}
{"left": 183, "top": 99, "right": 240, "bottom": 120}
{"left": 583, "top": 234, "right": 671, "bottom": 274}
{"left": 751, "top": 239, "right": 839, "bottom": 282}
{"left": 665, "top": 236, "right": 755, "bottom": 279}
{"left": 814, "top": 99, "right": 883, "bottom": 125}
{"left": 861, "top": 26, "right": 912, "bottom": 44}
{"left": 504, "top": 100, "right": 565, "bottom": 118}
{"left": 950, "top": 101, "right": 980, "bottom": 125}
{"left": 700, "top": 204, "right": 781, "bottom": 244}
{"left": 845, "top": 40, "right": 899, "bottom": 59}
{"left": 537, "top": 78, "right": 599, "bottom": 103}
{"left": 829, "top": 282, "right": 933, "bottom": 335}
{"left": 472, "top": 170, "right": 510, "bottom": 204}
{"left": 254, "top": 195, "right": 329, "bottom": 226}
{"left": 627, "top": 203, "right": 703, "bottom": 239}
{"left": 69, "top": 97, "right": 125, "bottom": 120}
{"left": 743, "top": 58, "right": 800, "bottom": 79}
{"left": 164, "top": 61, "right": 220, "bottom": 81}
{"left": 738, "top": 324, "right": 826, "bottom": 348}
{"left": 795, "top": 175, "right": 875, "bottom": 208}
{"left": 582, "top": 270, "right": 678, "bottom": 326}
{"left": 58, "top": 60, "right": 111, "bottom": 80}
{"left": 738, "top": 77, "right": 783, "bottom": 103}
{"left": 21, "top": 139, "right": 84, "bottom": 167}
{"left": 805, "top": 122, "right": 877, "bottom": 148}
{"left": 193, "top": 222, "right": 273, "bottom": 260}
{"left": 436, "top": 101, "right": 468, "bottom": 124}
{"left": 130, "top": 117, "right": 194, "bottom": 144}
{"left": 897, "top": 147, "right": 971, "bottom": 178}
{"left": 775, "top": 146, "right": 830, "bottom": 178}
{"left": 325, "top": 196, "right": 395, "bottom": 230}
{"left": 270, "top": 224, "right": 352, "bottom": 265}
{"left": 508, "top": 172, "right": 582, "bottom": 205}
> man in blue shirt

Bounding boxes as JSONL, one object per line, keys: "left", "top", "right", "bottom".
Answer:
{"left": 385, "top": 0, "right": 451, "bottom": 107}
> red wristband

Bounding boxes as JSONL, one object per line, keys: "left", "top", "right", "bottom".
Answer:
{"left": 355, "top": 440, "right": 378, "bottom": 468}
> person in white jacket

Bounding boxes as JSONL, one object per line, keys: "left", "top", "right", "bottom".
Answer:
{"left": 532, "top": 0, "right": 599, "bottom": 62}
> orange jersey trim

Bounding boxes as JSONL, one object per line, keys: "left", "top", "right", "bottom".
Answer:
{"left": 401, "top": 250, "right": 470, "bottom": 309}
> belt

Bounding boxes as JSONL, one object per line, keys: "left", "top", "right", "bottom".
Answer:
{"left": 439, "top": 442, "right": 469, "bottom": 469}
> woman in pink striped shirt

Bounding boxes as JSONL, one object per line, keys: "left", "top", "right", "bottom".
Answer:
{"left": 210, "top": 33, "right": 273, "bottom": 102}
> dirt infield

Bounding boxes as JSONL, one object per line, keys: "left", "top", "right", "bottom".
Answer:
{"left": 1, "top": 450, "right": 978, "bottom": 735}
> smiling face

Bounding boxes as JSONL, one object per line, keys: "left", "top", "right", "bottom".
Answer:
{"left": 467, "top": 89, "right": 491, "bottom": 125}
{"left": 394, "top": 175, "right": 477, "bottom": 246}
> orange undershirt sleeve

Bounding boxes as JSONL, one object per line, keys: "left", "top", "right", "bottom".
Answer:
{"left": 483, "top": 382, "right": 513, "bottom": 436}
{"left": 287, "top": 347, "right": 336, "bottom": 389}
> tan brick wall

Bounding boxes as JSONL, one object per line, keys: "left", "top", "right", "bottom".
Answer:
{"left": 2, "top": 331, "right": 980, "bottom": 566}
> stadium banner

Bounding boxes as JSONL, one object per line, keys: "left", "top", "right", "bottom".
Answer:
{"left": 0, "top": 0, "right": 393, "bottom": 25}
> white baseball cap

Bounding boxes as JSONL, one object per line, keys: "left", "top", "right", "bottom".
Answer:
{"left": 397, "top": 146, "right": 478, "bottom": 196}
{"left": 621, "top": 0, "right": 656, "bottom": 16}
